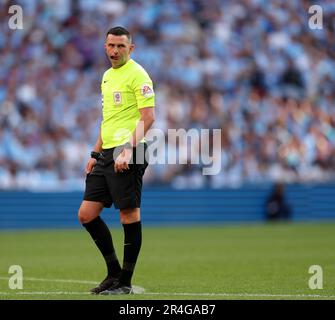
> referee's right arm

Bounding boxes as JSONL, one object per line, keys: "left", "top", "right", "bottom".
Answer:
{"left": 93, "top": 128, "right": 103, "bottom": 153}
{"left": 86, "top": 128, "right": 103, "bottom": 174}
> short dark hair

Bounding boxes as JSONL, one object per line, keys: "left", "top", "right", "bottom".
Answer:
{"left": 106, "top": 26, "right": 132, "bottom": 42}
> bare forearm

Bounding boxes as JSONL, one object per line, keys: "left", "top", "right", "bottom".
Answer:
{"left": 130, "top": 119, "right": 154, "bottom": 146}
{"left": 130, "top": 108, "right": 155, "bottom": 147}
{"left": 93, "top": 128, "right": 103, "bottom": 152}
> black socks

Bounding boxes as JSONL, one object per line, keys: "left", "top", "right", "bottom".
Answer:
{"left": 83, "top": 216, "right": 121, "bottom": 278}
{"left": 119, "top": 221, "right": 142, "bottom": 286}
{"left": 83, "top": 217, "right": 142, "bottom": 286}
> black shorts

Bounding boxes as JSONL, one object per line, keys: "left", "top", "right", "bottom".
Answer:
{"left": 83, "top": 143, "right": 148, "bottom": 209}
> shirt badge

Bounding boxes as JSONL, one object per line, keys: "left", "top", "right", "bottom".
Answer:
{"left": 141, "top": 84, "right": 154, "bottom": 98}
{"left": 113, "top": 92, "right": 122, "bottom": 105}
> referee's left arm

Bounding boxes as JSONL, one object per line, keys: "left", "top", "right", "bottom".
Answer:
{"left": 114, "top": 107, "right": 155, "bottom": 173}
{"left": 129, "top": 107, "right": 155, "bottom": 147}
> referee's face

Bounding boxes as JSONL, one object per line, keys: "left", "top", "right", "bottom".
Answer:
{"left": 105, "top": 34, "right": 134, "bottom": 69}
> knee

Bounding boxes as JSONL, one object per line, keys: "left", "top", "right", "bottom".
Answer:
{"left": 78, "top": 207, "right": 89, "bottom": 224}
{"left": 120, "top": 208, "right": 140, "bottom": 224}
{"left": 78, "top": 201, "right": 103, "bottom": 224}
{"left": 78, "top": 207, "right": 97, "bottom": 224}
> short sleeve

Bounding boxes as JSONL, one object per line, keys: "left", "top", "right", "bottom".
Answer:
{"left": 132, "top": 70, "right": 155, "bottom": 109}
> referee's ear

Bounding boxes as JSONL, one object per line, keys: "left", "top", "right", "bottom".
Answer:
{"left": 129, "top": 43, "right": 135, "bottom": 55}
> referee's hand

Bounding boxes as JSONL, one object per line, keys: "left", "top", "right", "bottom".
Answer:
{"left": 86, "top": 158, "right": 97, "bottom": 174}
{"left": 114, "top": 148, "right": 132, "bottom": 173}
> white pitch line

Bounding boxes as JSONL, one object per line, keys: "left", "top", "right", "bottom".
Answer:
{"left": 142, "top": 292, "right": 335, "bottom": 298}
{"left": 0, "top": 291, "right": 91, "bottom": 295}
{"left": 0, "top": 291, "right": 334, "bottom": 298}
{"left": 0, "top": 276, "right": 97, "bottom": 285}
{"left": 0, "top": 276, "right": 334, "bottom": 298}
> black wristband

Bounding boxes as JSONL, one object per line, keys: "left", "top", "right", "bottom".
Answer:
{"left": 90, "top": 151, "right": 100, "bottom": 160}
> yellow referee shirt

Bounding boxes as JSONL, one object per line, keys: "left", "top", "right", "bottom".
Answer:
{"left": 101, "top": 59, "right": 155, "bottom": 149}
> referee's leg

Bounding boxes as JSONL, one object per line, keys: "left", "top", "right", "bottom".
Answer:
{"left": 118, "top": 208, "right": 142, "bottom": 288}
{"left": 78, "top": 200, "right": 122, "bottom": 293}
{"left": 78, "top": 200, "right": 103, "bottom": 224}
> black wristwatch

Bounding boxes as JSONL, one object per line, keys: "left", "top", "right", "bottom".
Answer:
{"left": 123, "top": 142, "right": 133, "bottom": 150}
{"left": 90, "top": 151, "right": 101, "bottom": 160}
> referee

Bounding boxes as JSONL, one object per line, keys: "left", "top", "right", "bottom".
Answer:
{"left": 78, "top": 26, "right": 155, "bottom": 295}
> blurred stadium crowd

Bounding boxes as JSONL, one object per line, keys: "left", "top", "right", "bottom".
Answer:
{"left": 0, "top": 0, "right": 335, "bottom": 190}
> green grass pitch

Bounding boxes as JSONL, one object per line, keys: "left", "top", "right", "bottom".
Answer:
{"left": 0, "top": 222, "right": 335, "bottom": 300}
